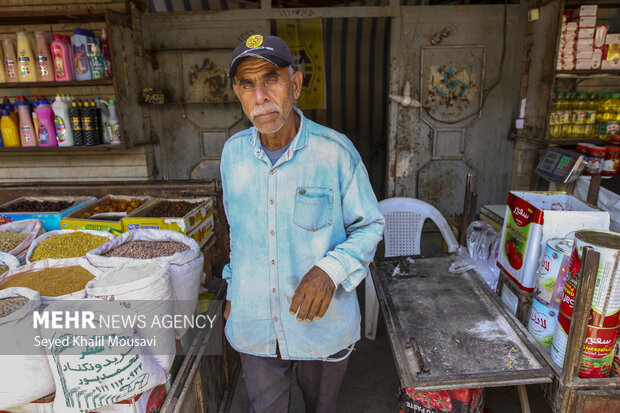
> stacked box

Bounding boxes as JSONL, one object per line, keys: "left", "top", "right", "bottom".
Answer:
{"left": 571, "top": 5, "right": 598, "bottom": 69}
{"left": 60, "top": 195, "right": 155, "bottom": 235}
{"left": 557, "top": 13, "right": 578, "bottom": 70}
{"left": 123, "top": 198, "right": 215, "bottom": 248}
{"left": 603, "top": 33, "right": 620, "bottom": 70}
{"left": 0, "top": 196, "right": 96, "bottom": 231}
{"left": 593, "top": 25, "right": 609, "bottom": 69}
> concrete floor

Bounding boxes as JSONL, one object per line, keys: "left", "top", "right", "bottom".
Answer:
{"left": 228, "top": 291, "right": 553, "bottom": 413}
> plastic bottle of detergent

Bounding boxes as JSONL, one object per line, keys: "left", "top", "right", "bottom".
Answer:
{"left": 94, "top": 97, "right": 110, "bottom": 143}
{"left": 3, "top": 38, "right": 18, "bottom": 83}
{"left": 108, "top": 99, "right": 121, "bottom": 145}
{"left": 86, "top": 32, "right": 106, "bottom": 80}
{"left": 51, "top": 34, "right": 74, "bottom": 81}
{"left": 16, "top": 100, "right": 36, "bottom": 146}
{"left": 0, "top": 109, "right": 20, "bottom": 147}
{"left": 0, "top": 42, "right": 7, "bottom": 83}
{"left": 34, "top": 31, "right": 54, "bottom": 82}
{"left": 71, "top": 29, "right": 91, "bottom": 81}
{"left": 53, "top": 94, "right": 73, "bottom": 146}
{"left": 70, "top": 100, "right": 84, "bottom": 145}
{"left": 2, "top": 97, "right": 17, "bottom": 124}
{"left": 16, "top": 32, "right": 36, "bottom": 82}
{"left": 31, "top": 96, "right": 40, "bottom": 141}
{"left": 35, "top": 99, "right": 58, "bottom": 147}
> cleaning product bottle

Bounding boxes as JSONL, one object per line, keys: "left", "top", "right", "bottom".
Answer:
{"left": 51, "top": 34, "right": 74, "bottom": 81}
{"left": 52, "top": 93, "right": 73, "bottom": 146}
{"left": 86, "top": 33, "right": 106, "bottom": 80}
{"left": 90, "top": 99, "right": 102, "bottom": 143}
{"left": 108, "top": 98, "right": 121, "bottom": 145}
{"left": 16, "top": 32, "right": 36, "bottom": 82}
{"left": 70, "top": 100, "right": 83, "bottom": 145}
{"left": 0, "top": 42, "right": 7, "bottom": 83}
{"left": 16, "top": 100, "right": 36, "bottom": 146}
{"left": 94, "top": 97, "right": 110, "bottom": 143}
{"left": 2, "top": 97, "right": 18, "bottom": 125}
{"left": 100, "top": 28, "right": 113, "bottom": 79}
{"left": 82, "top": 101, "right": 97, "bottom": 145}
{"left": 31, "top": 97, "right": 39, "bottom": 142}
{"left": 34, "top": 98, "right": 57, "bottom": 146}
{"left": 0, "top": 108, "right": 20, "bottom": 147}
{"left": 3, "top": 38, "right": 18, "bottom": 83}
{"left": 34, "top": 31, "right": 54, "bottom": 82}
{"left": 71, "top": 29, "right": 91, "bottom": 81}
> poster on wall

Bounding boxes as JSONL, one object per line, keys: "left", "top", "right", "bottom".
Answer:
{"left": 276, "top": 19, "right": 326, "bottom": 110}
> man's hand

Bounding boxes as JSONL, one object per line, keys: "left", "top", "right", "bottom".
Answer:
{"left": 224, "top": 300, "right": 231, "bottom": 321}
{"left": 289, "top": 266, "right": 336, "bottom": 322}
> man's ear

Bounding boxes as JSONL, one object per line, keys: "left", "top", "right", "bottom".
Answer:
{"left": 292, "top": 71, "right": 303, "bottom": 100}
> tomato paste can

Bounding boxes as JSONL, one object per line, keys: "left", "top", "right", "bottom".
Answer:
{"left": 570, "top": 230, "right": 620, "bottom": 328}
{"left": 550, "top": 309, "right": 619, "bottom": 376}
{"left": 536, "top": 238, "right": 573, "bottom": 309}
{"left": 527, "top": 296, "right": 559, "bottom": 352}
{"left": 612, "top": 338, "right": 620, "bottom": 376}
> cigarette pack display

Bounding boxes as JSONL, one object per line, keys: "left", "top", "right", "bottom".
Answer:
{"left": 578, "top": 28, "right": 595, "bottom": 39}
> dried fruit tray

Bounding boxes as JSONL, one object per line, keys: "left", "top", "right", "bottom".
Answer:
{"left": 0, "top": 196, "right": 96, "bottom": 231}
{"left": 122, "top": 197, "right": 214, "bottom": 235}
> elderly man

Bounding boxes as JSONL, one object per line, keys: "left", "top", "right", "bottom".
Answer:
{"left": 220, "top": 34, "right": 384, "bottom": 413}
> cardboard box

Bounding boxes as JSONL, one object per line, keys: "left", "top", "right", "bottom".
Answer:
{"left": 122, "top": 197, "right": 213, "bottom": 234}
{"left": 578, "top": 28, "right": 595, "bottom": 39}
{"left": 0, "top": 196, "right": 96, "bottom": 231}
{"left": 595, "top": 25, "right": 608, "bottom": 48}
{"left": 60, "top": 195, "right": 155, "bottom": 236}
{"left": 576, "top": 16, "right": 597, "bottom": 28}
{"left": 187, "top": 211, "right": 215, "bottom": 248}
{"left": 572, "top": 5, "right": 598, "bottom": 17}
{"left": 576, "top": 58, "right": 593, "bottom": 69}
{"left": 497, "top": 191, "right": 609, "bottom": 292}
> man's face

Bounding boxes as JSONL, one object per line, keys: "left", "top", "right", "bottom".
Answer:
{"left": 232, "top": 57, "right": 302, "bottom": 135}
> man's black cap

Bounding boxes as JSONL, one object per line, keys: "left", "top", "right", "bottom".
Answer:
{"left": 229, "top": 34, "right": 295, "bottom": 79}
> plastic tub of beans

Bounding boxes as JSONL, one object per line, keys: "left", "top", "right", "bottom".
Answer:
{"left": 0, "top": 258, "right": 102, "bottom": 302}
{"left": 26, "top": 230, "right": 115, "bottom": 264}
{"left": 0, "top": 196, "right": 96, "bottom": 231}
{"left": 0, "top": 219, "right": 45, "bottom": 264}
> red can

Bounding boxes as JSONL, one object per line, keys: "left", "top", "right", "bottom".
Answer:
{"left": 602, "top": 146, "right": 620, "bottom": 176}
{"left": 585, "top": 145, "right": 606, "bottom": 175}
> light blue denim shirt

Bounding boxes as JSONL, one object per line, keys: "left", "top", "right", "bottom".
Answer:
{"left": 220, "top": 108, "right": 384, "bottom": 360}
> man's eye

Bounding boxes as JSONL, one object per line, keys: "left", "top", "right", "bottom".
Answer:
{"left": 242, "top": 83, "right": 253, "bottom": 89}
{"left": 267, "top": 78, "right": 277, "bottom": 84}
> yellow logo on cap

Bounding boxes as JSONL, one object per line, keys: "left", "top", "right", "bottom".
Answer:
{"left": 246, "top": 35, "right": 263, "bottom": 49}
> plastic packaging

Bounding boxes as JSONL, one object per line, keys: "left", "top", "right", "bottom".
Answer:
{"left": 34, "top": 31, "right": 54, "bottom": 82}
{"left": 449, "top": 221, "right": 501, "bottom": 291}
{"left": 100, "top": 28, "right": 113, "bottom": 79}
{"left": 71, "top": 29, "right": 91, "bottom": 81}
{"left": 0, "top": 42, "right": 6, "bottom": 83}
{"left": 50, "top": 34, "right": 74, "bottom": 81}
{"left": 0, "top": 109, "right": 20, "bottom": 147}
{"left": 16, "top": 100, "right": 36, "bottom": 147}
{"left": 16, "top": 32, "right": 36, "bottom": 82}
{"left": 108, "top": 98, "right": 121, "bottom": 145}
{"left": 94, "top": 97, "right": 110, "bottom": 143}
{"left": 52, "top": 94, "right": 73, "bottom": 146}
{"left": 2, "top": 38, "right": 18, "bottom": 83}
{"left": 87, "top": 34, "right": 106, "bottom": 80}
{"left": 34, "top": 99, "right": 58, "bottom": 147}
{"left": 70, "top": 100, "right": 84, "bottom": 145}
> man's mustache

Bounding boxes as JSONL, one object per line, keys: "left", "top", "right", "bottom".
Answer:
{"left": 251, "top": 103, "right": 281, "bottom": 119}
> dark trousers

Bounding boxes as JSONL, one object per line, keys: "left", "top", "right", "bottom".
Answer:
{"left": 239, "top": 348, "right": 350, "bottom": 413}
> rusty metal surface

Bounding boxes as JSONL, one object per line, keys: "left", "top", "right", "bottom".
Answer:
{"left": 371, "top": 254, "right": 553, "bottom": 391}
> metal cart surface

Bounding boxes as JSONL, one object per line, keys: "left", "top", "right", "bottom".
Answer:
{"left": 371, "top": 253, "right": 554, "bottom": 409}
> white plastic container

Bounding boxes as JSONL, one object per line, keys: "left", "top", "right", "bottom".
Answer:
{"left": 108, "top": 98, "right": 121, "bottom": 145}
{"left": 52, "top": 94, "right": 73, "bottom": 146}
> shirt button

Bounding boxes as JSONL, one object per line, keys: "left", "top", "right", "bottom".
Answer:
{"left": 270, "top": 340, "right": 275, "bottom": 345}
{"left": 270, "top": 169, "right": 275, "bottom": 175}
{"left": 269, "top": 198, "right": 274, "bottom": 204}
{"left": 272, "top": 288, "right": 276, "bottom": 293}
{"left": 270, "top": 230, "right": 275, "bottom": 236}
{"left": 274, "top": 316, "right": 278, "bottom": 322}
{"left": 271, "top": 259, "right": 275, "bottom": 265}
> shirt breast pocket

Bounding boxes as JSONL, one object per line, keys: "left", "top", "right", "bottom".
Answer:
{"left": 294, "top": 187, "right": 333, "bottom": 232}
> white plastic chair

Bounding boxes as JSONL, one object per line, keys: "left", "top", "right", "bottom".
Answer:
{"left": 365, "top": 197, "right": 459, "bottom": 339}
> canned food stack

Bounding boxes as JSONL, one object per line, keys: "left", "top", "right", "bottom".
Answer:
{"left": 527, "top": 238, "right": 573, "bottom": 353}
{"left": 549, "top": 230, "right": 620, "bottom": 378}
{"left": 577, "top": 140, "right": 620, "bottom": 176}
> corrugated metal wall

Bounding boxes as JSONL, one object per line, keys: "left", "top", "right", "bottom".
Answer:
{"left": 147, "top": 0, "right": 391, "bottom": 196}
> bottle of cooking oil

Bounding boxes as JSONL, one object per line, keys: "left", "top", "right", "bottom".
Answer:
{"left": 584, "top": 93, "right": 598, "bottom": 139}
{"left": 574, "top": 92, "right": 588, "bottom": 139}
{"left": 602, "top": 94, "right": 619, "bottom": 139}
{"left": 549, "top": 93, "right": 559, "bottom": 138}
{"left": 559, "top": 92, "right": 571, "bottom": 139}
{"left": 595, "top": 94, "right": 606, "bottom": 140}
